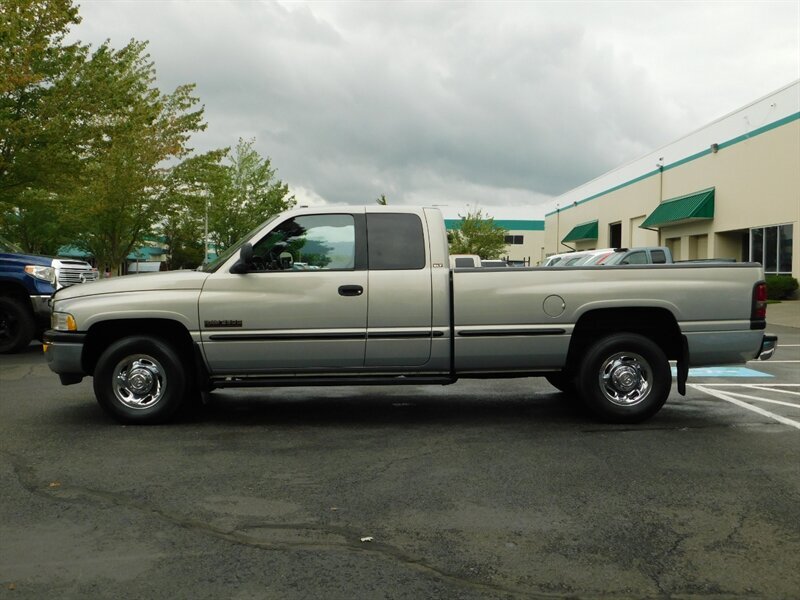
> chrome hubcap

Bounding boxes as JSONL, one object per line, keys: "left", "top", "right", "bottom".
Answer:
{"left": 599, "top": 352, "right": 652, "bottom": 407}
{"left": 112, "top": 355, "right": 166, "bottom": 410}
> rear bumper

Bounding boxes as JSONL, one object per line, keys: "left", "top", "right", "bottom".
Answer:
{"left": 42, "top": 330, "right": 86, "bottom": 385}
{"left": 757, "top": 334, "right": 778, "bottom": 360}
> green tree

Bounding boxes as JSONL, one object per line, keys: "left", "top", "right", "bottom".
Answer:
{"left": 448, "top": 208, "right": 508, "bottom": 258}
{"left": 66, "top": 41, "right": 207, "bottom": 272}
{"left": 0, "top": 188, "right": 76, "bottom": 255}
{"left": 158, "top": 149, "right": 227, "bottom": 269}
{"left": 0, "top": 0, "right": 87, "bottom": 207}
{"left": 208, "top": 138, "right": 295, "bottom": 253}
{"left": 376, "top": 194, "right": 388, "bottom": 205}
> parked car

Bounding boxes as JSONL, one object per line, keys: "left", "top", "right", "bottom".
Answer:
{"left": 0, "top": 237, "right": 97, "bottom": 352}
{"left": 543, "top": 249, "right": 615, "bottom": 267}
{"left": 600, "top": 247, "right": 672, "bottom": 265}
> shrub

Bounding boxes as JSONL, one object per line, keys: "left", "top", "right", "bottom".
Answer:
{"left": 766, "top": 274, "right": 799, "bottom": 300}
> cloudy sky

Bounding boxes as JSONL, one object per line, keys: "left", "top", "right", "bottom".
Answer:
{"left": 71, "top": 1, "right": 799, "bottom": 219}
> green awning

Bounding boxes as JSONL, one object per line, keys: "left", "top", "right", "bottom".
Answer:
{"left": 57, "top": 245, "right": 92, "bottom": 259}
{"left": 561, "top": 220, "right": 598, "bottom": 243}
{"left": 641, "top": 188, "right": 715, "bottom": 229}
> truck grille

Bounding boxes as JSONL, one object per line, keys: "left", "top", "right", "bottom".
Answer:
{"left": 57, "top": 260, "right": 99, "bottom": 287}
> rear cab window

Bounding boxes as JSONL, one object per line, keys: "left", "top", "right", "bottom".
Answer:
{"left": 366, "top": 213, "right": 426, "bottom": 270}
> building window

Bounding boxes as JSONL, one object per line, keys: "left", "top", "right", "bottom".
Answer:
{"left": 504, "top": 235, "right": 524, "bottom": 245}
{"left": 750, "top": 224, "right": 793, "bottom": 274}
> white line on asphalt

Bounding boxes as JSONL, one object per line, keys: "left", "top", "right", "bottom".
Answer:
{"left": 747, "top": 360, "right": 800, "bottom": 363}
{"left": 777, "top": 344, "right": 800, "bottom": 347}
{"left": 707, "top": 390, "right": 800, "bottom": 408}
{"left": 744, "top": 385, "right": 800, "bottom": 396}
{"left": 690, "top": 384, "right": 800, "bottom": 430}
{"left": 703, "top": 383, "right": 800, "bottom": 388}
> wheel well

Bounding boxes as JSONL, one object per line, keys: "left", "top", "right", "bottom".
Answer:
{"left": 0, "top": 282, "right": 34, "bottom": 315}
{"left": 568, "top": 308, "right": 682, "bottom": 365}
{"left": 83, "top": 319, "right": 195, "bottom": 376}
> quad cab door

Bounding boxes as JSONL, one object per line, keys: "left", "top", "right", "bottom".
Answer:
{"left": 199, "top": 211, "right": 368, "bottom": 374}
{"left": 364, "top": 211, "right": 433, "bottom": 367}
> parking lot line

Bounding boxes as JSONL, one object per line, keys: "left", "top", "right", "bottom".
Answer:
{"left": 743, "top": 385, "right": 800, "bottom": 396}
{"left": 690, "top": 384, "right": 800, "bottom": 430}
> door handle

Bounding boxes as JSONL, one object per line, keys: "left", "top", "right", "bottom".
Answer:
{"left": 338, "top": 285, "right": 364, "bottom": 297}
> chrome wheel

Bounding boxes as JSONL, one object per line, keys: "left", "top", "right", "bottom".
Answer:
{"left": 598, "top": 351, "right": 652, "bottom": 407}
{"left": 111, "top": 354, "right": 167, "bottom": 410}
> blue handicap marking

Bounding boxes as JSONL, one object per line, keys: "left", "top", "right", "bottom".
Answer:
{"left": 670, "top": 366, "right": 773, "bottom": 378}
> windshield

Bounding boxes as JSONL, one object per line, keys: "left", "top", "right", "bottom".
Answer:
{"left": 200, "top": 215, "right": 281, "bottom": 273}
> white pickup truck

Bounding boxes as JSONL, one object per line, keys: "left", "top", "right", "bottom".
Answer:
{"left": 43, "top": 206, "right": 777, "bottom": 425}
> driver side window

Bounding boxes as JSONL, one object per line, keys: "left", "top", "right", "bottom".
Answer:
{"left": 251, "top": 214, "right": 355, "bottom": 271}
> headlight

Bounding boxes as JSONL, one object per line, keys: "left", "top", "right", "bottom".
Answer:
{"left": 51, "top": 312, "right": 77, "bottom": 331}
{"left": 25, "top": 265, "right": 56, "bottom": 285}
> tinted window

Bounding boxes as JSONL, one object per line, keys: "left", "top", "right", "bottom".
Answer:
{"left": 367, "top": 213, "right": 425, "bottom": 270}
{"left": 651, "top": 249, "right": 667, "bottom": 264}
{"left": 252, "top": 214, "right": 355, "bottom": 271}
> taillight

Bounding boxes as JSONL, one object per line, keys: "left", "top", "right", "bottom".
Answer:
{"left": 752, "top": 281, "right": 767, "bottom": 321}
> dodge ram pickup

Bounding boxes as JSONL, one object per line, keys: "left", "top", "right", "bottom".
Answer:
{"left": 43, "top": 206, "right": 778, "bottom": 425}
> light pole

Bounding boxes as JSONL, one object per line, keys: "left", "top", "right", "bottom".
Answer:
{"left": 203, "top": 195, "right": 209, "bottom": 265}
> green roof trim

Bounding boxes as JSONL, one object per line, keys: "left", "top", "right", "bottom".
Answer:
{"left": 444, "top": 219, "right": 544, "bottom": 231}
{"left": 640, "top": 188, "right": 715, "bottom": 229}
{"left": 561, "top": 220, "right": 598, "bottom": 243}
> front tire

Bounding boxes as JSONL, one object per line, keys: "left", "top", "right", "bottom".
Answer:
{"left": 93, "top": 336, "right": 187, "bottom": 424}
{"left": 0, "top": 296, "right": 35, "bottom": 353}
{"left": 577, "top": 333, "right": 671, "bottom": 423}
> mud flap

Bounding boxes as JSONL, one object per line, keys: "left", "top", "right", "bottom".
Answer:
{"left": 676, "top": 335, "right": 689, "bottom": 396}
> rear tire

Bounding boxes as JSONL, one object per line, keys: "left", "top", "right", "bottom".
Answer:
{"left": 93, "top": 336, "right": 187, "bottom": 424}
{"left": 577, "top": 333, "right": 671, "bottom": 423}
{"left": 0, "top": 296, "right": 35, "bottom": 353}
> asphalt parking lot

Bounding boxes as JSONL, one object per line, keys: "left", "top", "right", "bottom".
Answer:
{"left": 1, "top": 308, "right": 799, "bottom": 599}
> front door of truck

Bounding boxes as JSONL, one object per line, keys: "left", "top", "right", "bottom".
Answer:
{"left": 199, "top": 212, "right": 368, "bottom": 374}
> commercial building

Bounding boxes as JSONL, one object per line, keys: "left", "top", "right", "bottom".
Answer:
{"left": 543, "top": 81, "right": 799, "bottom": 278}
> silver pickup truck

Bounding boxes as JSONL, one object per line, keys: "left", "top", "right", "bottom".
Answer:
{"left": 43, "top": 206, "right": 777, "bottom": 425}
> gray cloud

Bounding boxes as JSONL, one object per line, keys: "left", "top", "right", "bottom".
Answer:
{"left": 73, "top": 1, "right": 799, "bottom": 217}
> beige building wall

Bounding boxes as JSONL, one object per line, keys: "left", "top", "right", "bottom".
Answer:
{"left": 544, "top": 87, "right": 799, "bottom": 278}
{"left": 503, "top": 229, "right": 545, "bottom": 265}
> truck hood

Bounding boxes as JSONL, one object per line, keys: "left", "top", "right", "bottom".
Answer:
{"left": 54, "top": 270, "right": 210, "bottom": 300}
{"left": 0, "top": 251, "right": 52, "bottom": 267}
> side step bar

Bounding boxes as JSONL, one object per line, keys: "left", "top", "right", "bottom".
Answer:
{"left": 211, "top": 375, "right": 458, "bottom": 388}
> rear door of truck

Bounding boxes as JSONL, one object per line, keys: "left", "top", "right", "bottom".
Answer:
{"left": 364, "top": 211, "right": 433, "bottom": 367}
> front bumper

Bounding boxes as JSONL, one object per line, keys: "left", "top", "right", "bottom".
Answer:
{"left": 42, "top": 330, "right": 86, "bottom": 385}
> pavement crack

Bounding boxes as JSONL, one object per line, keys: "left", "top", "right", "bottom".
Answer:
{"left": 4, "top": 451, "right": 553, "bottom": 599}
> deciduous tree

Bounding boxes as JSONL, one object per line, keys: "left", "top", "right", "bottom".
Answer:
{"left": 208, "top": 138, "right": 295, "bottom": 253}
{"left": 448, "top": 208, "right": 508, "bottom": 258}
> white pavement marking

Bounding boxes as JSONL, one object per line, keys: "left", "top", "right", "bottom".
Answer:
{"left": 744, "top": 385, "right": 800, "bottom": 396}
{"left": 748, "top": 360, "right": 800, "bottom": 363}
{"left": 705, "top": 391, "right": 799, "bottom": 409}
{"left": 699, "top": 384, "right": 800, "bottom": 387}
{"left": 690, "top": 384, "right": 800, "bottom": 430}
